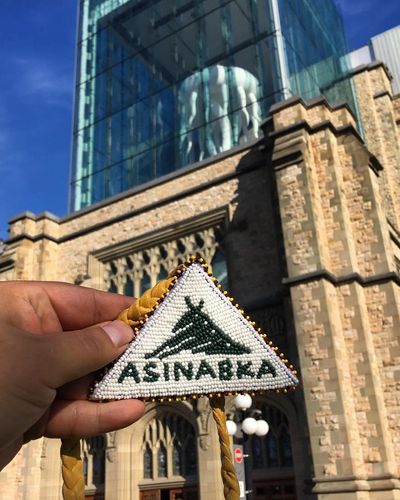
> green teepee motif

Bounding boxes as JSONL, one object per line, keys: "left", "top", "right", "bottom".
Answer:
{"left": 145, "top": 296, "right": 251, "bottom": 359}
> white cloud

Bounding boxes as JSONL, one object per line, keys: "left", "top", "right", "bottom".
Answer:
{"left": 12, "top": 57, "right": 73, "bottom": 106}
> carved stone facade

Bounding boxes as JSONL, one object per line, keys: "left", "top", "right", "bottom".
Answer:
{"left": 0, "top": 63, "right": 399, "bottom": 499}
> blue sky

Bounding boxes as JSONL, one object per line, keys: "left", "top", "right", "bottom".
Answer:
{"left": 0, "top": 0, "right": 399, "bottom": 240}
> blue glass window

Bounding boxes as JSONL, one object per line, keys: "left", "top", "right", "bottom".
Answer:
{"left": 71, "top": 0, "right": 356, "bottom": 211}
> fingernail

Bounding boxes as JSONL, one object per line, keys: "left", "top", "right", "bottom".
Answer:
{"left": 102, "top": 320, "right": 134, "bottom": 347}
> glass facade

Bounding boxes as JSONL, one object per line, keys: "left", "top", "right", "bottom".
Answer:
{"left": 71, "top": 0, "right": 356, "bottom": 211}
{"left": 278, "top": 0, "right": 356, "bottom": 107}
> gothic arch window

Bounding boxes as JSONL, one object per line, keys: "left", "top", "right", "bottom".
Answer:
{"left": 124, "top": 276, "right": 134, "bottom": 296}
{"left": 157, "top": 443, "right": 167, "bottom": 477}
{"left": 184, "top": 435, "right": 197, "bottom": 476}
{"left": 143, "top": 445, "right": 153, "bottom": 479}
{"left": 140, "top": 271, "right": 151, "bottom": 295}
{"left": 172, "top": 440, "right": 183, "bottom": 476}
{"left": 157, "top": 266, "right": 169, "bottom": 282}
{"left": 247, "top": 402, "right": 295, "bottom": 498}
{"left": 82, "top": 435, "right": 106, "bottom": 496}
{"left": 104, "top": 223, "right": 228, "bottom": 294}
{"left": 249, "top": 403, "right": 293, "bottom": 470}
{"left": 141, "top": 412, "right": 198, "bottom": 483}
{"left": 109, "top": 280, "right": 118, "bottom": 293}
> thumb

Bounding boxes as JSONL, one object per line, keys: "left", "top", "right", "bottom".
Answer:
{"left": 42, "top": 320, "right": 134, "bottom": 389}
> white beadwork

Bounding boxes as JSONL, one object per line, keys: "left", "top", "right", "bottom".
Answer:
{"left": 91, "top": 263, "right": 298, "bottom": 400}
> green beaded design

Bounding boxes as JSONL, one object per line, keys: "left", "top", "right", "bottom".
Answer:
{"left": 91, "top": 260, "right": 298, "bottom": 401}
{"left": 145, "top": 296, "right": 251, "bottom": 360}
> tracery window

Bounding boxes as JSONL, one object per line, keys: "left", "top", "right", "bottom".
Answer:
{"left": 143, "top": 445, "right": 153, "bottom": 479}
{"left": 250, "top": 403, "right": 293, "bottom": 470}
{"left": 82, "top": 435, "right": 106, "bottom": 495}
{"left": 158, "top": 443, "right": 167, "bottom": 477}
{"left": 142, "top": 412, "right": 197, "bottom": 480}
{"left": 105, "top": 225, "right": 228, "bottom": 294}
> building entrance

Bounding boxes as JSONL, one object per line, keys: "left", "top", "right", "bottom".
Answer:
{"left": 140, "top": 487, "right": 198, "bottom": 500}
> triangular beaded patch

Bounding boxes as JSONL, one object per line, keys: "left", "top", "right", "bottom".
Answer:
{"left": 91, "top": 260, "right": 298, "bottom": 400}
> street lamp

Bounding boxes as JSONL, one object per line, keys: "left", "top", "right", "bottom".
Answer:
{"left": 227, "top": 394, "right": 269, "bottom": 500}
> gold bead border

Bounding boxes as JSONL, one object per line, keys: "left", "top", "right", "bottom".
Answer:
{"left": 90, "top": 254, "right": 299, "bottom": 402}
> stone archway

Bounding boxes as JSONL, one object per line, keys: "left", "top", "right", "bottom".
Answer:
{"left": 139, "top": 410, "right": 199, "bottom": 499}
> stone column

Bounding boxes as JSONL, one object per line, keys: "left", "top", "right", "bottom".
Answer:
{"left": 270, "top": 96, "right": 400, "bottom": 499}
{"left": 196, "top": 397, "right": 224, "bottom": 500}
{"left": 352, "top": 62, "right": 400, "bottom": 232}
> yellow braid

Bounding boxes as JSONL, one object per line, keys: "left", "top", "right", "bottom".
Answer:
{"left": 60, "top": 274, "right": 175, "bottom": 497}
{"left": 118, "top": 275, "right": 176, "bottom": 327}
{"left": 210, "top": 396, "right": 240, "bottom": 500}
{"left": 61, "top": 264, "right": 238, "bottom": 500}
{"left": 61, "top": 438, "right": 84, "bottom": 500}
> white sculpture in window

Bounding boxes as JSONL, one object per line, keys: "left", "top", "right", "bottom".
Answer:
{"left": 179, "top": 65, "right": 261, "bottom": 164}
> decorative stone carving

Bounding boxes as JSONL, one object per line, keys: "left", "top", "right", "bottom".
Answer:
{"left": 197, "top": 397, "right": 211, "bottom": 434}
{"left": 106, "top": 448, "right": 116, "bottom": 463}
{"left": 104, "top": 226, "right": 225, "bottom": 294}
{"left": 199, "top": 435, "right": 210, "bottom": 451}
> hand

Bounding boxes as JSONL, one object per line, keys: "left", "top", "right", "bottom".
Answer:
{"left": 0, "top": 281, "right": 144, "bottom": 470}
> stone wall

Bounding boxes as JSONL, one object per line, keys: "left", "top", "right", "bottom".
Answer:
{"left": 270, "top": 91, "right": 400, "bottom": 498}
{"left": 352, "top": 63, "right": 400, "bottom": 233}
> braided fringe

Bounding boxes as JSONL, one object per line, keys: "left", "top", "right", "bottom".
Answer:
{"left": 118, "top": 275, "right": 176, "bottom": 327}
{"left": 61, "top": 439, "right": 84, "bottom": 500}
{"left": 210, "top": 396, "right": 240, "bottom": 500}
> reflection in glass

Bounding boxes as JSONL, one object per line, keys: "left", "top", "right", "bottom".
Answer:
{"left": 158, "top": 443, "right": 167, "bottom": 477}
{"left": 212, "top": 249, "right": 228, "bottom": 289}
{"left": 144, "top": 445, "right": 153, "bottom": 479}
{"left": 71, "top": 0, "right": 356, "bottom": 211}
{"left": 173, "top": 441, "right": 183, "bottom": 476}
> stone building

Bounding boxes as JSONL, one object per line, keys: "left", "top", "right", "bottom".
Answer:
{"left": 0, "top": 62, "right": 399, "bottom": 500}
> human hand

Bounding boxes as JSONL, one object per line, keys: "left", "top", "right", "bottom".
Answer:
{"left": 0, "top": 281, "right": 144, "bottom": 470}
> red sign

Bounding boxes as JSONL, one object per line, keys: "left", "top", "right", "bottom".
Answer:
{"left": 234, "top": 447, "right": 243, "bottom": 464}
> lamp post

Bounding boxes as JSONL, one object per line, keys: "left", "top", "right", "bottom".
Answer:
{"left": 227, "top": 394, "right": 269, "bottom": 500}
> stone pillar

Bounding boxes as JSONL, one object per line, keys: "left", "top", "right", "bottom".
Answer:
{"left": 196, "top": 397, "right": 224, "bottom": 500}
{"left": 269, "top": 97, "right": 400, "bottom": 499}
{"left": 352, "top": 63, "right": 400, "bottom": 232}
{"left": 3, "top": 211, "right": 60, "bottom": 281}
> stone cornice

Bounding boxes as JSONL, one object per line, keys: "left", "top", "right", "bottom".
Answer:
{"left": 267, "top": 95, "right": 356, "bottom": 121}
{"left": 269, "top": 119, "right": 382, "bottom": 175}
{"left": 5, "top": 155, "right": 264, "bottom": 245}
{"left": 349, "top": 60, "right": 393, "bottom": 81}
{"left": 91, "top": 206, "right": 229, "bottom": 262}
{"left": 282, "top": 269, "right": 400, "bottom": 288}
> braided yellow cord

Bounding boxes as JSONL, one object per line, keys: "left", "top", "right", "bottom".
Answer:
{"left": 60, "top": 275, "right": 175, "bottom": 497}
{"left": 61, "top": 439, "right": 84, "bottom": 500}
{"left": 61, "top": 264, "right": 236, "bottom": 499}
{"left": 118, "top": 275, "right": 176, "bottom": 327}
{"left": 210, "top": 396, "right": 240, "bottom": 500}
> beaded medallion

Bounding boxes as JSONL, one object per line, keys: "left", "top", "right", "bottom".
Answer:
{"left": 91, "top": 260, "right": 298, "bottom": 400}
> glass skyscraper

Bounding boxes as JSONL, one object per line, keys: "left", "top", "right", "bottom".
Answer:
{"left": 71, "top": 0, "right": 356, "bottom": 211}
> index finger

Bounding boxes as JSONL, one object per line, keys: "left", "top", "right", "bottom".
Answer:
{"left": 31, "top": 281, "right": 134, "bottom": 331}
